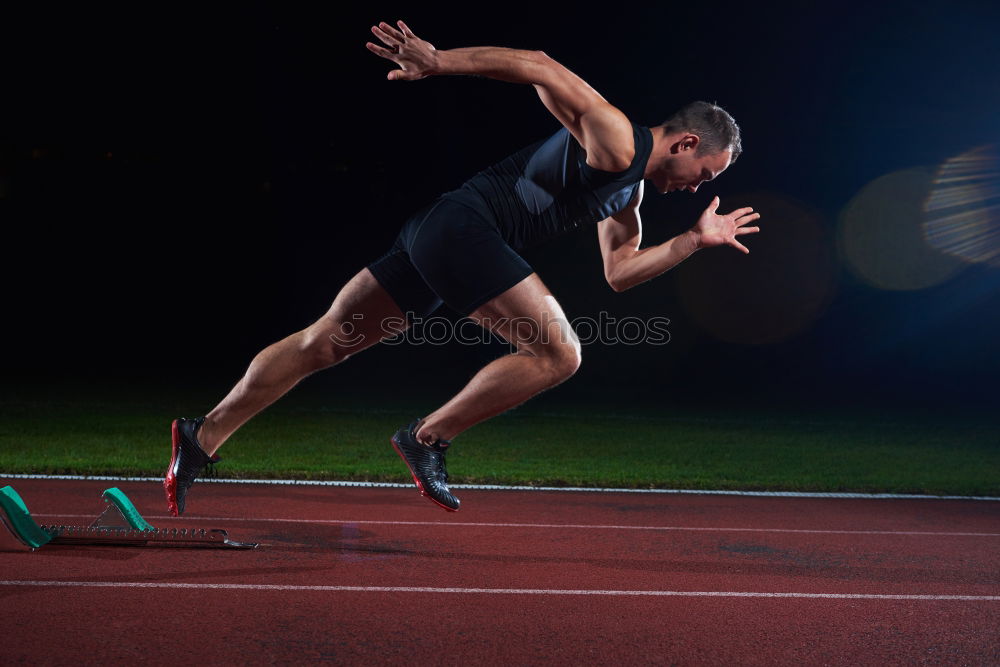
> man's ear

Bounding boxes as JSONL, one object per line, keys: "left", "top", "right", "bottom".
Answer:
{"left": 680, "top": 133, "right": 701, "bottom": 151}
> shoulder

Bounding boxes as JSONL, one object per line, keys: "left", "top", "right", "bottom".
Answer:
{"left": 580, "top": 123, "right": 652, "bottom": 185}
{"left": 579, "top": 105, "right": 637, "bottom": 172}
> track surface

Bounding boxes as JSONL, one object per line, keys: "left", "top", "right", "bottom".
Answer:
{"left": 1, "top": 477, "right": 998, "bottom": 665}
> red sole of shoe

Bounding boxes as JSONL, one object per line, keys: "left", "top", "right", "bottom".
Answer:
{"left": 163, "top": 420, "right": 180, "bottom": 516}
{"left": 390, "top": 436, "right": 458, "bottom": 512}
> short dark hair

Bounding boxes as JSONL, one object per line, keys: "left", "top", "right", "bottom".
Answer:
{"left": 662, "top": 101, "right": 742, "bottom": 162}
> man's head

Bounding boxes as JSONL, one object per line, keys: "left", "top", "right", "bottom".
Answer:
{"left": 646, "top": 101, "right": 742, "bottom": 195}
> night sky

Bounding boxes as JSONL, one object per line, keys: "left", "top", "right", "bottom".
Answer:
{"left": 4, "top": 1, "right": 999, "bottom": 407}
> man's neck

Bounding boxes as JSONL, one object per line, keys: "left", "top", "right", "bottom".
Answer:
{"left": 644, "top": 125, "right": 672, "bottom": 179}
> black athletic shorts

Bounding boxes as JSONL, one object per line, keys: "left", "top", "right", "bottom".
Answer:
{"left": 367, "top": 197, "right": 534, "bottom": 319}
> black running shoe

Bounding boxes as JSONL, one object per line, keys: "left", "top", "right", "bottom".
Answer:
{"left": 391, "top": 420, "right": 460, "bottom": 511}
{"left": 164, "top": 417, "right": 218, "bottom": 516}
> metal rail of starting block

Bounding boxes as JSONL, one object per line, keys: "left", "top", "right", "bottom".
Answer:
{"left": 0, "top": 485, "right": 258, "bottom": 551}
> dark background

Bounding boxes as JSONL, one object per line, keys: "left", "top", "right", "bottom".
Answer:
{"left": 2, "top": 1, "right": 998, "bottom": 409}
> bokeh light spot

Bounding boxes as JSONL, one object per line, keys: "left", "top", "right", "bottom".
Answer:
{"left": 923, "top": 144, "right": 1000, "bottom": 268}
{"left": 677, "top": 193, "right": 837, "bottom": 345}
{"left": 838, "top": 168, "right": 965, "bottom": 290}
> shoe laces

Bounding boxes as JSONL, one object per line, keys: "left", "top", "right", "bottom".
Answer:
{"left": 205, "top": 455, "right": 222, "bottom": 479}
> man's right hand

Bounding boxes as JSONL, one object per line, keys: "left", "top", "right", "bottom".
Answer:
{"left": 366, "top": 20, "right": 439, "bottom": 81}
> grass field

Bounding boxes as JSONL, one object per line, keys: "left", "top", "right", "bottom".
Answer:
{"left": 1, "top": 380, "right": 997, "bottom": 496}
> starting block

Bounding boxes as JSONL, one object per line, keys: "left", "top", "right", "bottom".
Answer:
{"left": 0, "top": 485, "right": 258, "bottom": 551}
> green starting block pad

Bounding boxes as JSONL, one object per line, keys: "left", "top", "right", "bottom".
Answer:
{"left": 0, "top": 486, "right": 52, "bottom": 549}
{"left": 0, "top": 485, "right": 257, "bottom": 551}
{"left": 94, "top": 487, "right": 157, "bottom": 532}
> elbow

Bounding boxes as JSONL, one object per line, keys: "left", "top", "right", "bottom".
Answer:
{"left": 606, "top": 274, "right": 629, "bottom": 293}
{"left": 533, "top": 50, "right": 558, "bottom": 73}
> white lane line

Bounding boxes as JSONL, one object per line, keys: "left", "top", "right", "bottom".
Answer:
{"left": 2, "top": 474, "right": 998, "bottom": 501}
{"left": 1, "top": 580, "right": 997, "bottom": 600}
{"left": 31, "top": 513, "right": 1000, "bottom": 537}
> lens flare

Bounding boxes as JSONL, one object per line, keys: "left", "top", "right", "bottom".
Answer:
{"left": 923, "top": 144, "right": 1000, "bottom": 268}
{"left": 838, "top": 168, "right": 965, "bottom": 290}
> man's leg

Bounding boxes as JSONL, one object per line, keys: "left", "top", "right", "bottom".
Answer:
{"left": 414, "top": 273, "right": 581, "bottom": 446}
{"left": 166, "top": 267, "right": 411, "bottom": 515}
{"left": 196, "top": 268, "right": 408, "bottom": 456}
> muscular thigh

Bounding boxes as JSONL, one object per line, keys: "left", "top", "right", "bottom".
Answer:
{"left": 307, "top": 268, "right": 409, "bottom": 356}
{"left": 468, "top": 273, "right": 580, "bottom": 357}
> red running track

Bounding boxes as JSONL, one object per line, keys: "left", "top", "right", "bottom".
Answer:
{"left": 1, "top": 477, "right": 998, "bottom": 665}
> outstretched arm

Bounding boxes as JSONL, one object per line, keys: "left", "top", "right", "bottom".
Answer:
{"left": 599, "top": 187, "right": 761, "bottom": 292}
{"left": 366, "top": 20, "right": 635, "bottom": 171}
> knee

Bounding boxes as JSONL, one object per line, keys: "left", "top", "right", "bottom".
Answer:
{"left": 540, "top": 339, "right": 582, "bottom": 385}
{"left": 299, "top": 326, "right": 351, "bottom": 370}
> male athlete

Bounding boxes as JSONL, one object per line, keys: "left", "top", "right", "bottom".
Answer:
{"left": 164, "top": 20, "right": 760, "bottom": 515}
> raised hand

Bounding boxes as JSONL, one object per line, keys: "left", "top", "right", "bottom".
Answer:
{"left": 365, "top": 20, "right": 438, "bottom": 81}
{"left": 692, "top": 196, "right": 761, "bottom": 254}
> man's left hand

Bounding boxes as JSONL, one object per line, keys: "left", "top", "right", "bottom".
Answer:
{"left": 366, "top": 20, "right": 438, "bottom": 81}
{"left": 692, "top": 196, "right": 761, "bottom": 254}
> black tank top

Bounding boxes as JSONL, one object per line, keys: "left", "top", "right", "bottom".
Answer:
{"left": 440, "top": 122, "right": 654, "bottom": 250}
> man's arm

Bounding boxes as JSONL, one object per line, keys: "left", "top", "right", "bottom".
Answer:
{"left": 598, "top": 182, "right": 700, "bottom": 293}
{"left": 366, "top": 20, "right": 635, "bottom": 171}
{"left": 599, "top": 185, "right": 761, "bottom": 292}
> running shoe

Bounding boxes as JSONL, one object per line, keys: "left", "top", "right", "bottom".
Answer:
{"left": 391, "top": 419, "right": 460, "bottom": 511}
{"left": 164, "top": 417, "right": 219, "bottom": 516}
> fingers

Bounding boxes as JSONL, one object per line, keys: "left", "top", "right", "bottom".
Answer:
{"left": 397, "top": 19, "right": 416, "bottom": 38}
{"left": 376, "top": 21, "right": 405, "bottom": 42}
{"left": 371, "top": 24, "right": 402, "bottom": 48}
{"left": 735, "top": 226, "right": 760, "bottom": 236}
{"left": 387, "top": 68, "right": 413, "bottom": 81}
{"left": 704, "top": 195, "right": 720, "bottom": 213}
{"left": 736, "top": 212, "right": 761, "bottom": 226}
{"left": 368, "top": 21, "right": 408, "bottom": 76}
{"left": 728, "top": 206, "right": 754, "bottom": 219}
{"left": 729, "top": 239, "right": 750, "bottom": 254}
{"left": 365, "top": 41, "right": 396, "bottom": 59}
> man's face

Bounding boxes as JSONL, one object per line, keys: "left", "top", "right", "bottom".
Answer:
{"left": 654, "top": 146, "right": 732, "bottom": 195}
